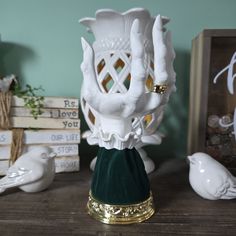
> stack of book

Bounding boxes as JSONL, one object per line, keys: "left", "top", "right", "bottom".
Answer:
{"left": 0, "top": 96, "right": 80, "bottom": 175}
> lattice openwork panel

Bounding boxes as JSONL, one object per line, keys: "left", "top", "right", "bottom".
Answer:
{"left": 95, "top": 51, "right": 130, "bottom": 93}
{"left": 81, "top": 97, "right": 98, "bottom": 130}
{"left": 95, "top": 51, "right": 155, "bottom": 93}
{"left": 94, "top": 51, "right": 158, "bottom": 131}
{"left": 81, "top": 51, "right": 162, "bottom": 134}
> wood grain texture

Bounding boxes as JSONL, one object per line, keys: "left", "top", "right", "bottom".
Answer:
{"left": 0, "top": 159, "right": 235, "bottom": 236}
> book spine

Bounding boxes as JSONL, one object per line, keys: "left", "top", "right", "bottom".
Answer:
{"left": 0, "top": 130, "right": 80, "bottom": 145}
{"left": 55, "top": 156, "right": 80, "bottom": 173}
{"left": 0, "top": 161, "right": 9, "bottom": 176}
{"left": 11, "top": 107, "right": 79, "bottom": 119}
{"left": 12, "top": 96, "right": 79, "bottom": 109}
{"left": 0, "top": 144, "right": 79, "bottom": 160}
{"left": 0, "top": 156, "right": 80, "bottom": 175}
{"left": 10, "top": 117, "right": 80, "bottom": 129}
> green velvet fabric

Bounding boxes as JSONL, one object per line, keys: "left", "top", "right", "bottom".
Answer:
{"left": 91, "top": 147, "right": 150, "bottom": 205}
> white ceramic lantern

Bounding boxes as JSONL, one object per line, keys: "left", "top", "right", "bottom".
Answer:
{"left": 80, "top": 8, "right": 176, "bottom": 174}
{"left": 80, "top": 8, "right": 176, "bottom": 224}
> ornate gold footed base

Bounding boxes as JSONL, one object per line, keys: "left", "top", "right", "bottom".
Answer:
{"left": 87, "top": 192, "right": 155, "bottom": 224}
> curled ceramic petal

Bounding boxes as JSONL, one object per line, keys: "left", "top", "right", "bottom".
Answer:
{"left": 80, "top": 8, "right": 169, "bottom": 53}
{"left": 86, "top": 133, "right": 99, "bottom": 146}
{"left": 140, "top": 132, "right": 163, "bottom": 145}
{"left": 86, "top": 126, "right": 142, "bottom": 150}
{"left": 82, "top": 130, "right": 93, "bottom": 139}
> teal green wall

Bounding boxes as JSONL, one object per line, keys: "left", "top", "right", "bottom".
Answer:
{"left": 0, "top": 0, "right": 236, "bottom": 160}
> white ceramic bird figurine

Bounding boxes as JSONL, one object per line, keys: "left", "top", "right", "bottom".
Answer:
{"left": 188, "top": 152, "right": 236, "bottom": 200}
{"left": 0, "top": 146, "right": 56, "bottom": 194}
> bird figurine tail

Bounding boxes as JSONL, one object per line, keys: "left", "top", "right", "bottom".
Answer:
{"left": 0, "top": 188, "right": 6, "bottom": 194}
{"left": 0, "top": 176, "right": 11, "bottom": 193}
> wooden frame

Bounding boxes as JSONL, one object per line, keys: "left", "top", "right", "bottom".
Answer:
{"left": 188, "top": 29, "right": 236, "bottom": 166}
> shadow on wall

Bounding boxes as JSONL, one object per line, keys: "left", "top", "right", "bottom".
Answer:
{"left": 0, "top": 42, "right": 35, "bottom": 83}
{"left": 79, "top": 48, "right": 191, "bottom": 167}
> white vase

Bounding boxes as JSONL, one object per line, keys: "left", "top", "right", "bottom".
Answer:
{"left": 80, "top": 8, "right": 175, "bottom": 174}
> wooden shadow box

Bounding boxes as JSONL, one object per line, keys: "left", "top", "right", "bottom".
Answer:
{"left": 188, "top": 29, "right": 236, "bottom": 167}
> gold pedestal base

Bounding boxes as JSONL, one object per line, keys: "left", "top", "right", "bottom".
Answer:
{"left": 87, "top": 192, "right": 155, "bottom": 224}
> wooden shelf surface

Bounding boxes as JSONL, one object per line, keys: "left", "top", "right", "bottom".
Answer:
{"left": 0, "top": 159, "right": 235, "bottom": 236}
